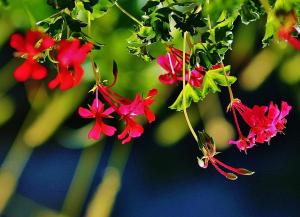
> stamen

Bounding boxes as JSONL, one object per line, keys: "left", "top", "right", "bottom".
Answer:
{"left": 167, "top": 53, "right": 176, "bottom": 75}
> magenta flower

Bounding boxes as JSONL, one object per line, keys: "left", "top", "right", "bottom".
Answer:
{"left": 157, "top": 51, "right": 184, "bottom": 84}
{"left": 78, "top": 98, "right": 116, "bottom": 140}
{"left": 229, "top": 100, "right": 292, "bottom": 152}
{"left": 117, "top": 96, "right": 145, "bottom": 144}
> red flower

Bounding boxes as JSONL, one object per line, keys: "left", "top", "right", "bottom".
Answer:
{"left": 229, "top": 100, "right": 292, "bottom": 151}
{"left": 140, "top": 89, "right": 158, "bottom": 123}
{"left": 78, "top": 98, "right": 116, "bottom": 140}
{"left": 278, "top": 11, "right": 300, "bottom": 50}
{"left": 228, "top": 136, "right": 255, "bottom": 152}
{"left": 49, "top": 39, "right": 93, "bottom": 90}
{"left": 10, "top": 30, "right": 54, "bottom": 81}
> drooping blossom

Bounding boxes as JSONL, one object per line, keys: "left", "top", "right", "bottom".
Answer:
{"left": 197, "top": 131, "right": 254, "bottom": 180}
{"left": 117, "top": 89, "right": 158, "bottom": 144}
{"left": 78, "top": 98, "right": 116, "bottom": 140}
{"left": 49, "top": 39, "right": 93, "bottom": 91}
{"left": 10, "top": 30, "right": 54, "bottom": 81}
{"left": 229, "top": 100, "right": 292, "bottom": 152}
{"left": 79, "top": 61, "right": 157, "bottom": 144}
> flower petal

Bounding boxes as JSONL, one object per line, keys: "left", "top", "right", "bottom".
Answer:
{"left": 88, "top": 121, "right": 102, "bottom": 140}
{"left": 13, "top": 60, "right": 32, "bottom": 82}
{"left": 78, "top": 107, "right": 94, "bottom": 118}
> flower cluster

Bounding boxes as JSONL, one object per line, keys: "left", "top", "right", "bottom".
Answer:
{"left": 10, "top": 30, "right": 93, "bottom": 91}
{"left": 78, "top": 64, "right": 157, "bottom": 144}
{"left": 229, "top": 100, "right": 292, "bottom": 152}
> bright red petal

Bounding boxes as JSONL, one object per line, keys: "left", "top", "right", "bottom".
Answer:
{"left": 13, "top": 60, "right": 32, "bottom": 82}
{"left": 10, "top": 33, "right": 25, "bottom": 52}
{"left": 31, "top": 62, "right": 47, "bottom": 80}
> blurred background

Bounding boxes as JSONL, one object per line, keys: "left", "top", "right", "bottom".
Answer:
{"left": 0, "top": 0, "right": 299, "bottom": 217}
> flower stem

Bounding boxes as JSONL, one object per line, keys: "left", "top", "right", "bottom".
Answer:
{"left": 87, "top": 11, "right": 100, "bottom": 84}
{"left": 114, "top": 2, "right": 143, "bottom": 26}
{"left": 182, "top": 31, "right": 198, "bottom": 143}
{"left": 220, "top": 61, "right": 243, "bottom": 137}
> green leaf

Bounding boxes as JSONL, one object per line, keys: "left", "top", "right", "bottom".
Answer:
{"left": 190, "top": 13, "right": 235, "bottom": 68}
{"left": 169, "top": 84, "right": 202, "bottom": 111}
{"left": 201, "top": 65, "right": 236, "bottom": 98}
{"left": 262, "top": 13, "right": 278, "bottom": 47}
{"left": 240, "top": 0, "right": 264, "bottom": 25}
{"left": 76, "top": 0, "right": 113, "bottom": 20}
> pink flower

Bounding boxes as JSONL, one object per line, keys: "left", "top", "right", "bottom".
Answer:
{"left": 10, "top": 30, "right": 54, "bottom": 81}
{"left": 228, "top": 136, "right": 255, "bottom": 152}
{"left": 230, "top": 100, "right": 292, "bottom": 151}
{"left": 117, "top": 96, "right": 145, "bottom": 144}
{"left": 157, "top": 51, "right": 184, "bottom": 84}
{"left": 49, "top": 39, "right": 93, "bottom": 91}
{"left": 78, "top": 98, "right": 116, "bottom": 140}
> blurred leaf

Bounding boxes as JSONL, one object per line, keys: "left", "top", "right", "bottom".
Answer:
{"left": 47, "top": 0, "right": 76, "bottom": 10}
{"left": 240, "top": 0, "right": 264, "bottom": 25}
{"left": 76, "top": 0, "right": 113, "bottom": 20}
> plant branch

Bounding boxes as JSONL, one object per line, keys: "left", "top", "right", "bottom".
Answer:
{"left": 114, "top": 2, "right": 143, "bottom": 26}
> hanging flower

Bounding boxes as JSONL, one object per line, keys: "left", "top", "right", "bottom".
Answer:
{"left": 229, "top": 100, "right": 292, "bottom": 151}
{"left": 49, "top": 39, "right": 93, "bottom": 91}
{"left": 197, "top": 131, "right": 254, "bottom": 180}
{"left": 10, "top": 30, "right": 54, "bottom": 81}
{"left": 78, "top": 98, "right": 116, "bottom": 140}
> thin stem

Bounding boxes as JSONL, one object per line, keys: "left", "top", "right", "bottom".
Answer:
{"left": 182, "top": 31, "right": 198, "bottom": 143}
{"left": 206, "top": 0, "right": 212, "bottom": 30}
{"left": 231, "top": 107, "right": 243, "bottom": 137}
{"left": 87, "top": 11, "right": 100, "bottom": 84}
{"left": 114, "top": 2, "right": 143, "bottom": 26}
{"left": 220, "top": 61, "right": 243, "bottom": 137}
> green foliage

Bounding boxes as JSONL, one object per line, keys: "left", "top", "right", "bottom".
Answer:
{"left": 239, "top": 0, "right": 264, "bottom": 25}
{"left": 190, "top": 12, "right": 235, "bottom": 68}
{"left": 0, "top": 0, "right": 8, "bottom": 7}
{"left": 169, "top": 83, "right": 202, "bottom": 111}
{"left": 75, "top": 0, "right": 113, "bottom": 20}
{"left": 169, "top": 65, "right": 235, "bottom": 111}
